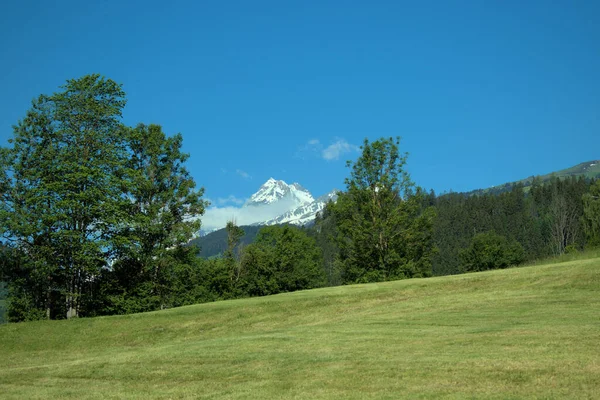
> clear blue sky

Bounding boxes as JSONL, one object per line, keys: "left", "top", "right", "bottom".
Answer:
{"left": 1, "top": 0, "right": 599, "bottom": 208}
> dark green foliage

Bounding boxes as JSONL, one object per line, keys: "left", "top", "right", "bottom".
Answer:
{"left": 168, "top": 225, "right": 327, "bottom": 302}
{"left": 464, "top": 160, "right": 600, "bottom": 196}
{"left": 0, "top": 282, "right": 7, "bottom": 323}
{"left": 432, "top": 176, "right": 592, "bottom": 275}
{"left": 102, "top": 123, "right": 207, "bottom": 313}
{"left": 0, "top": 75, "right": 206, "bottom": 321}
{"left": 239, "top": 225, "right": 326, "bottom": 296}
{"left": 310, "top": 207, "right": 342, "bottom": 286}
{"left": 225, "top": 221, "right": 245, "bottom": 260}
{"left": 0, "top": 74, "right": 128, "bottom": 319}
{"left": 459, "top": 232, "right": 525, "bottom": 272}
{"left": 582, "top": 180, "right": 600, "bottom": 247}
{"left": 328, "top": 137, "right": 436, "bottom": 283}
{"left": 223, "top": 221, "right": 246, "bottom": 294}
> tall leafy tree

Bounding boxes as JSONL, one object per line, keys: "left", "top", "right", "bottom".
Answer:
{"left": 0, "top": 76, "right": 208, "bottom": 320}
{"left": 224, "top": 220, "right": 245, "bottom": 289}
{"left": 329, "top": 137, "right": 436, "bottom": 283}
{"left": 107, "top": 123, "right": 207, "bottom": 312}
{"left": 545, "top": 177, "right": 587, "bottom": 255}
{"left": 0, "top": 75, "right": 127, "bottom": 319}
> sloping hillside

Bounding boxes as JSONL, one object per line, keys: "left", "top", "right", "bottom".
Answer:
{"left": 466, "top": 160, "right": 600, "bottom": 196}
{"left": 190, "top": 225, "right": 261, "bottom": 258}
{"left": 0, "top": 257, "right": 599, "bottom": 399}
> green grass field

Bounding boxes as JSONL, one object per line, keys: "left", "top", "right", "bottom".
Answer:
{"left": 1, "top": 257, "right": 599, "bottom": 399}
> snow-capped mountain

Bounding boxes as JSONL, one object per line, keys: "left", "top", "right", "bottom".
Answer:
{"left": 260, "top": 190, "right": 338, "bottom": 226}
{"left": 201, "top": 178, "right": 337, "bottom": 234}
{"left": 244, "top": 178, "right": 337, "bottom": 227}
{"left": 245, "top": 178, "right": 314, "bottom": 207}
{"left": 245, "top": 178, "right": 336, "bottom": 227}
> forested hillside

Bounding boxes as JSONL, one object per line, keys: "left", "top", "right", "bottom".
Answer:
{"left": 190, "top": 225, "right": 261, "bottom": 258}
{"left": 432, "top": 177, "right": 592, "bottom": 275}
{"left": 465, "top": 160, "right": 600, "bottom": 196}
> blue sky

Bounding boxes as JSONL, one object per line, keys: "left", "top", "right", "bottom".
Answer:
{"left": 1, "top": 1, "right": 599, "bottom": 215}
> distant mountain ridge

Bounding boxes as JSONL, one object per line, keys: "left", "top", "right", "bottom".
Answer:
{"left": 465, "top": 160, "right": 600, "bottom": 196}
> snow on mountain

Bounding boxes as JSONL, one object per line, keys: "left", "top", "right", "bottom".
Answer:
{"left": 245, "top": 178, "right": 314, "bottom": 207}
{"left": 260, "top": 189, "right": 339, "bottom": 227}
{"left": 201, "top": 178, "right": 336, "bottom": 234}
{"left": 242, "top": 178, "right": 337, "bottom": 227}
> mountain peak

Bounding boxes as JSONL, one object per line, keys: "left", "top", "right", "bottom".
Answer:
{"left": 246, "top": 178, "right": 314, "bottom": 207}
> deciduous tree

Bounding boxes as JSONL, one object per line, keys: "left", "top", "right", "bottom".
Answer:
{"left": 0, "top": 74, "right": 127, "bottom": 319}
{"left": 582, "top": 180, "right": 600, "bottom": 247}
{"left": 329, "top": 137, "right": 436, "bottom": 283}
{"left": 104, "top": 123, "right": 207, "bottom": 312}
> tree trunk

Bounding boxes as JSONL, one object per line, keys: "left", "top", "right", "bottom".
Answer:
{"left": 66, "top": 271, "right": 79, "bottom": 319}
{"left": 46, "top": 286, "right": 51, "bottom": 320}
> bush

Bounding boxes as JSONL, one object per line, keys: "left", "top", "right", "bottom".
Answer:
{"left": 459, "top": 232, "right": 525, "bottom": 272}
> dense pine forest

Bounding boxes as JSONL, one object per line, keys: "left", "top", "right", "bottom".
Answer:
{"left": 1, "top": 75, "right": 599, "bottom": 322}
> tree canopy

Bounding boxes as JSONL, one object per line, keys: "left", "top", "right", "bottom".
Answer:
{"left": 0, "top": 75, "right": 206, "bottom": 320}
{"left": 328, "top": 137, "right": 436, "bottom": 283}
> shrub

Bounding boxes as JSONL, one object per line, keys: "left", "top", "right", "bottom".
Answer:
{"left": 459, "top": 232, "right": 525, "bottom": 272}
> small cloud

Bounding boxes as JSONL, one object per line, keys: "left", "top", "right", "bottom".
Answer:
{"left": 295, "top": 139, "right": 321, "bottom": 160}
{"left": 236, "top": 169, "right": 252, "bottom": 180}
{"left": 322, "top": 139, "right": 359, "bottom": 161}
{"left": 216, "top": 195, "right": 246, "bottom": 206}
{"left": 296, "top": 137, "right": 359, "bottom": 161}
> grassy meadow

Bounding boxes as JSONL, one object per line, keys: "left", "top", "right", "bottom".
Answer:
{"left": 1, "top": 256, "right": 599, "bottom": 399}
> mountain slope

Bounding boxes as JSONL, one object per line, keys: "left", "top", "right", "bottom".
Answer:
{"left": 1, "top": 256, "right": 599, "bottom": 398}
{"left": 466, "top": 159, "right": 600, "bottom": 196}
{"left": 190, "top": 225, "right": 261, "bottom": 258}
{"left": 260, "top": 189, "right": 338, "bottom": 226}
{"left": 245, "top": 178, "right": 314, "bottom": 207}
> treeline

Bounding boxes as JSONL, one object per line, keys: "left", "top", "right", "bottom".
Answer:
{"left": 1, "top": 74, "right": 599, "bottom": 322}
{"left": 432, "top": 176, "right": 597, "bottom": 275}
